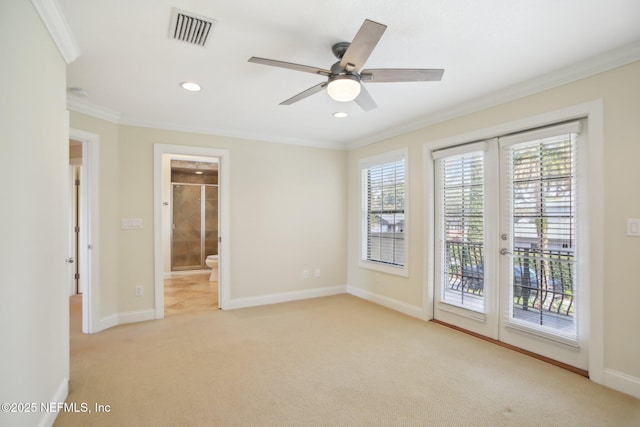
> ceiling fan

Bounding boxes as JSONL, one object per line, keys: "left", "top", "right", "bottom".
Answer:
{"left": 248, "top": 19, "right": 444, "bottom": 111}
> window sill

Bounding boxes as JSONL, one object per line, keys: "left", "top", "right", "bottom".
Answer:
{"left": 359, "top": 260, "right": 409, "bottom": 277}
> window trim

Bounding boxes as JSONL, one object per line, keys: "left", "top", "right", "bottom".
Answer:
{"left": 359, "top": 148, "right": 409, "bottom": 277}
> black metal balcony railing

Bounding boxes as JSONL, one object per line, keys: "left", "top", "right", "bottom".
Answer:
{"left": 446, "top": 241, "right": 484, "bottom": 296}
{"left": 445, "top": 241, "right": 575, "bottom": 317}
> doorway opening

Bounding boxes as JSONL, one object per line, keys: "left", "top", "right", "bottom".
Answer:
{"left": 166, "top": 159, "right": 219, "bottom": 315}
{"left": 154, "top": 144, "right": 231, "bottom": 318}
{"left": 69, "top": 140, "right": 82, "bottom": 333}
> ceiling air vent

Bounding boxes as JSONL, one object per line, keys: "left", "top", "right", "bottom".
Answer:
{"left": 169, "top": 8, "right": 215, "bottom": 47}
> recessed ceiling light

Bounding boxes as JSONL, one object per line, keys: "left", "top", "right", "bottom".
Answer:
{"left": 180, "top": 82, "right": 201, "bottom": 92}
{"left": 194, "top": 171, "right": 204, "bottom": 175}
{"left": 333, "top": 112, "right": 349, "bottom": 118}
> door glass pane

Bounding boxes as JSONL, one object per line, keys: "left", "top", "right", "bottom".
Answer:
{"left": 172, "top": 185, "right": 202, "bottom": 270}
{"left": 507, "top": 134, "right": 577, "bottom": 339}
{"left": 438, "top": 152, "right": 485, "bottom": 312}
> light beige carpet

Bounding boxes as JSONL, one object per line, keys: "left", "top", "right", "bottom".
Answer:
{"left": 57, "top": 294, "right": 640, "bottom": 426}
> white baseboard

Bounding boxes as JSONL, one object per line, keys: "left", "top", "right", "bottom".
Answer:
{"left": 38, "top": 377, "right": 69, "bottom": 427}
{"left": 95, "top": 309, "right": 155, "bottom": 333}
{"left": 118, "top": 309, "right": 156, "bottom": 325}
{"left": 604, "top": 368, "right": 640, "bottom": 399}
{"left": 97, "top": 313, "right": 119, "bottom": 332}
{"left": 347, "top": 285, "right": 428, "bottom": 320}
{"left": 227, "top": 285, "right": 347, "bottom": 310}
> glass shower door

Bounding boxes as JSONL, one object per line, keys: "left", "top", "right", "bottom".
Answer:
{"left": 171, "top": 184, "right": 202, "bottom": 270}
{"left": 204, "top": 185, "right": 218, "bottom": 258}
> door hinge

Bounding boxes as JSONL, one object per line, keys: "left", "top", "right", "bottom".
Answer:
{"left": 75, "top": 273, "right": 80, "bottom": 280}
{"left": 75, "top": 226, "right": 80, "bottom": 233}
{"left": 75, "top": 179, "right": 80, "bottom": 186}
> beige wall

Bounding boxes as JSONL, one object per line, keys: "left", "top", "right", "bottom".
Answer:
{"left": 67, "top": 117, "right": 348, "bottom": 313}
{"left": 347, "top": 61, "right": 640, "bottom": 383}
{"left": 0, "top": 1, "right": 70, "bottom": 426}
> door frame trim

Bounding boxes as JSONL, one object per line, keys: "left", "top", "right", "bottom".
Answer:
{"left": 423, "top": 100, "right": 604, "bottom": 383}
{"left": 69, "top": 128, "right": 100, "bottom": 334}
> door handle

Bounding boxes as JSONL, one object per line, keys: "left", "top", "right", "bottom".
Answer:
{"left": 500, "top": 248, "right": 512, "bottom": 256}
{"left": 66, "top": 257, "right": 75, "bottom": 264}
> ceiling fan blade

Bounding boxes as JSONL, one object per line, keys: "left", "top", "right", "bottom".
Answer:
{"left": 361, "top": 68, "right": 445, "bottom": 82}
{"left": 248, "top": 57, "right": 331, "bottom": 76}
{"left": 354, "top": 85, "right": 377, "bottom": 112}
{"left": 280, "top": 82, "right": 328, "bottom": 105}
{"left": 340, "top": 19, "right": 387, "bottom": 72}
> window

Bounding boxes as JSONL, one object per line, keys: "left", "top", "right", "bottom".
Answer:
{"left": 360, "top": 150, "right": 407, "bottom": 275}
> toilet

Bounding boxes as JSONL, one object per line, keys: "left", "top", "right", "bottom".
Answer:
{"left": 205, "top": 255, "right": 218, "bottom": 281}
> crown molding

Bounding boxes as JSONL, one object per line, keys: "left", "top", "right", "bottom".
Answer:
{"left": 31, "top": 0, "right": 80, "bottom": 64}
{"left": 346, "top": 40, "right": 640, "bottom": 150}
{"left": 67, "top": 98, "right": 121, "bottom": 123}
{"left": 67, "top": 97, "right": 345, "bottom": 150}
{"left": 118, "top": 115, "right": 347, "bottom": 151}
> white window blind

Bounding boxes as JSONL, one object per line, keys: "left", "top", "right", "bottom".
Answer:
{"left": 434, "top": 146, "right": 486, "bottom": 313}
{"left": 361, "top": 153, "right": 406, "bottom": 269}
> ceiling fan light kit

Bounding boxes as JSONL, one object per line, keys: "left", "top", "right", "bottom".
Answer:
{"left": 327, "top": 75, "right": 361, "bottom": 102}
{"left": 248, "top": 19, "right": 444, "bottom": 112}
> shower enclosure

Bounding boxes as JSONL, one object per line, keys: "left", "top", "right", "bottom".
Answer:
{"left": 171, "top": 162, "right": 218, "bottom": 271}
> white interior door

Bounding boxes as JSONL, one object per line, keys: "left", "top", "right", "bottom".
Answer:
{"left": 68, "top": 165, "right": 76, "bottom": 295}
{"left": 433, "top": 121, "right": 588, "bottom": 371}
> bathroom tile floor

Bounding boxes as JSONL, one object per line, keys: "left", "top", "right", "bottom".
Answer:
{"left": 164, "top": 271, "right": 218, "bottom": 316}
{"left": 68, "top": 271, "right": 218, "bottom": 334}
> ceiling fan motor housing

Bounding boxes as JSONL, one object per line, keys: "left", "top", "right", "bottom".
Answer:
{"left": 330, "top": 61, "right": 359, "bottom": 79}
{"left": 331, "top": 42, "right": 351, "bottom": 60}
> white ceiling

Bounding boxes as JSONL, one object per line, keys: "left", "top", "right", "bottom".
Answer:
{"left": 59, "top": 0, "right": 640, "bottom": 149}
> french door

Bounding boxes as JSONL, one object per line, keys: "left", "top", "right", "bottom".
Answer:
{"left": 432, "top": 121, "right": 588, "bottom": 370}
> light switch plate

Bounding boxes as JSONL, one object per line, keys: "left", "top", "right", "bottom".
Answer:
{"left": 627, "top": 218, "right": 640, "bottom": 237}
{"left": 121, "top": 218, "right": 143, "bottom": 230}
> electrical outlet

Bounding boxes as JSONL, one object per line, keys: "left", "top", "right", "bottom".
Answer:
{"left": 303, "top": 270, "right": 309, "bottom": 279}
{"left": 628, "top": 218, "right": 640, "bottom": 237}
{"left": 135, "top": 285, "right": 143, "bottom": 296}
{"left": 315, "top": 268, "right": 321, "bottom": 278}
